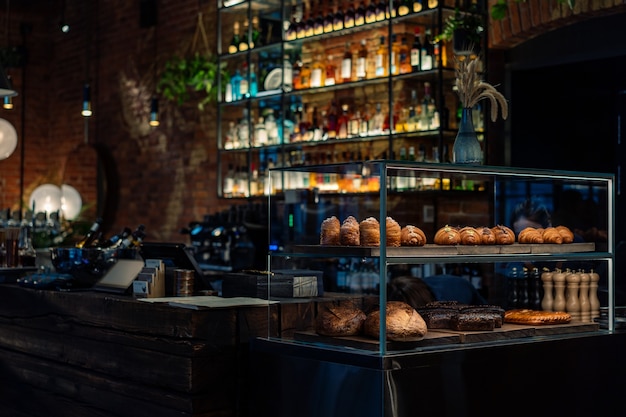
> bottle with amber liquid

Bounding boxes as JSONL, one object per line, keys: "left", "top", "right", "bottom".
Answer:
{"left": 325, "top": 55, "right": 338, "bottom": 86}
{"left": 333, "top": 1, "right": 344, "bottom": 31}
{"left": 399, "top": 36, "right": 412, "bottom": 74}
{"left": 356, "top": 39, "right": 368, "bottom": 80}
{"left": 390, "top": 34, "right": 400, "bottom": 75}
{"left": 310, "top": 54, "right": 326, "bottom": 88}
{"left": 344, "top": 2, "right": 356, "bottom": 28}
{"left": 341, "top": 42, "right": 353, "bottom": 83}
{"left": 75, "top": 217, "right": 103, "bottom": 248}
{"left": 355, "top": 0, "right": 366, "bottom": 25}
{"left": 229, "top": 21, "right": 241, "bottom": 54}
{"left": 365, "top": 0, "right": 377, "bottom": 23}
{"left": 375, "top": 36, "right": 388, "bottom": 77}
{"left": 324, "top": 0, "right": 335, "bottom": 33}
{"left": 239, "top": 19, "right": 249, "bottom": 52}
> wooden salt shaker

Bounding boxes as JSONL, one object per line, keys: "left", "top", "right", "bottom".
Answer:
{"left": 552, "top": 268, "right": 567, "bottom": 312}
{"left": 578, "top": 270, "right": 591, "bottom": 323}
{"left": 588, "top": 269, "right": 601, "bottom": 320}
{"left": 541, "top": 267, "right": 554, "bottom": 311}
{"left": 565, "top": 270, "right": 581, "bottom": 321}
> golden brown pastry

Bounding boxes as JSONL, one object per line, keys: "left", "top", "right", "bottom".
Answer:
{"left": 320, "top": 216, "right": 340, "bottom": 245}
{"left": 504, "top": 309, "right": 571, "bottom": 325}
{"left": 434, "top": 225, "right": 461, "bottom": 245}
{"left": 459, "top": 226, "right": 481, "bottom": 245}
{"left": 491, "top": 225, "right": 515, "bottom": 245}
{"left": 386, "top": 217, "right": 402, "bottom": 247}
{"left": 556, "top": 225, "right": 574, "bottom": 243}
{"left": 363, "top": 301, "right": 428, "bottom": 341}
{"left": 315, "top": 302, "right": 367, "bottom": 337}
{"left": 340, "top": 216, "right": 360, "bottom": 246}
{"left": 478, "top": 226, "right": 496, "bottom": 245}
{"left": 542, "top": 227, "right": 563, "bottom": 244}
{"left": 359, "top": 217, "right": 380, "bottom": 246}
{"left": 518, "top": 227, "right": 544, "bottom": 244}
{"left": 401, "top": 225, "right": 427, "bottom": 246}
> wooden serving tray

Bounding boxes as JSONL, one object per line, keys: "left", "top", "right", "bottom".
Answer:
{"left": 292, "top": 242, "right": 596, "bottom": 257}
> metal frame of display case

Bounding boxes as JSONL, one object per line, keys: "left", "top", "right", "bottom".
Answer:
{"left": 265, "top": 160, "right": 616, "bottom": 356}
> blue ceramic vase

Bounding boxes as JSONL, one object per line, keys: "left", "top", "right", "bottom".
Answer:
{"left": 453, "top": 107, "right": 482, "bottom": 164}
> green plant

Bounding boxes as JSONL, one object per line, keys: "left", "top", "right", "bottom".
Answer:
{"left": 436, "top": 8, "right": 484, "bottom": 44}
{"left": 490, "top": 0, "right": 575, "bottom": 20}
{"left": 157, "top": 52, "right": 229, "bottom": 110}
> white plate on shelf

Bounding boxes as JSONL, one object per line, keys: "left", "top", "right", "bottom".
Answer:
{"left": 264, "top": 68, "right": 283, "bottom": 91}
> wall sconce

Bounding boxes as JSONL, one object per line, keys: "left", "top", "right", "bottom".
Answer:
{"left": 149, "top": 96, "right": 159, "bottom": 126}
{"left": 0, "top": 118, "right": 17, "bottom": 160}
{"left": 81, "top": 83, "right": 92, "bottom": 117}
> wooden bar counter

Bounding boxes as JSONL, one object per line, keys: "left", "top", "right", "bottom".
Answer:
{"left": 0, "top": 283, "right": 278, "bottom": 417}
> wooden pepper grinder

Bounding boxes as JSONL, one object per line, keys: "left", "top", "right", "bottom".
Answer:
{"left": 552, "top": 268, "right": 567, "bottom": 312}
{"left": 541, "top": 267, "right": 554, "bottom": 311}
{"left": 565, "top": 269, "right": 581, "bottom": 321}
{"left": 578, "top": 269, "right": 591, "bottom": 323}
{"left": 588, "top": 269, "right": 601, "bottom": 321}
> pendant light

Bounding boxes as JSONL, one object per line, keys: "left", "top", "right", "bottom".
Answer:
{"left": 3, "top": 75, "right": 14, "bottom": 108}
{"left": 0, "top": 0, "right": 18, "bottom": 98}
{"left": 149, "top": 96, "right": 159, "bottom": 126}
{"left": 81, "top": 83, "right": 92, "bottom": 117}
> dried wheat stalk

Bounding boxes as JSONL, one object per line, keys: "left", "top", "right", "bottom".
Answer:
{"left": 455, "top": 56, "right": 509, "bottom": 122}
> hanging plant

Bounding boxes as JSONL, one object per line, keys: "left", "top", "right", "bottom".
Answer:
{"left": 157, "top": 52, "right": 229, "bottom": 110}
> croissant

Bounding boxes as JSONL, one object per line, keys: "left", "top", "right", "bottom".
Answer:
{"left": 542, "top": 227, "right": 563, "bottom": 244}
{"left": 401, "top": 225, "right": 427, "bottom": 246}
{"left": 320, "top": 216, "right": 341, "bottom": 245}
{"left": 556, "top": 225, "right": 574, "bottom": 244}
{"left": 459, "top": 226, "right": 481, "bottom": 245}
{"left": 340, "top": 216, "right": 360, "bottom": 246}
{"left": 360, "top": 217, "right": 380, "bottom": 246}
{"left": 518, "top": 227, "right": 544, "bottom": 244}
{"left": 492, "top": 225, "right": 515, "bottom": 245}
{"left": 434, "top": 225, "right": 461, "bottom": 245}
{"left": 386, "top": 217, "right": 402, "bottom": 247}
{"left": 478, "top": 226, "right": 496, "bottom": 245}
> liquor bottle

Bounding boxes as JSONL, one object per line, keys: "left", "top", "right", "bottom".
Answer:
{"left": 305, "top": 1, "right": 315, "bottom": 37}
{"left": 355, "top": 0, "right": 366, "bottom": 26}
{"left": 254, "top": 117, "right": 268, "bottom": 146}
{"left": 365, "top": 0, "right": 377, "bottom": 23}
{"left": 420, "top": 81, "right": 433, "bottom": 130}
{"left": 421, "top": 28, "right": 434, "bottom": 70}
{"left": 326, "top": 100, "right": 339, "bottom": 139}
{"left": 390, "top": 34, "right": 400, "bottom": 75}
{"left": 239, "top": 19, "right": 249, "bottom": 52}
{"left": 341, "top": 42, "right": 353, "bottom": 83}
{"left": 310, "top": 54, "right": 326, "bottom": 88}
{"left": 344, "top": 2, "right": 356, "bottom": 28}
{"left": 237, "top": 108, "right": 250, "bottom": 146}
{"left": 264, "top": 109, "right": 279, "bottom": 144}
{"left": 127, "top": 224, "right": 147, "bottom": 248}
{"left": 396, "top": 147, "right": 408, "bottom": 191}
{"left": 249, "top": 63, "right": 258, "bottom": 97}
{"left": 356, "top": 39, "right": 368, "bottom": 80}
{"left": 374, "top": 36, "right": 388, "bottom": 77}
{"left": 282, "top": 55, "right": 293, "bottom": 91}
{"left": 239, "top": 63, "right": 249, "bottom": 99}
{"left": 102, "top": 227, "right": 132, "bottom": 248}
{"left": 333, "top": 1, "right": 344, "bottom": 31}
{"left": 349, "top": 109, "right": 361, "bottom": 137}
{"left": 296, "top": 3, "right": 307, "bottom": 39}
{"left": 314, "top": 0, "right": 325, "bottom": 35}
{"left": 325, "top": 55, "right": 337, "bottom": 86}
{"left": 412, "top": 0, "right": 423, "bottom": 12}
{"left": 229, "top": 21, "right": 240, "bottom": 54}
{"left": 251, "top": 15, "right": 261, "bottom": 48}
{"left": 18, "top": 225, "right": 36, "bottom": 267}
{"left": 407, "top": 146, "right": 417, "bottom": 189}
{"left": 337, "top": 104, "right": 350, "bottom": 139}
{"left": 406, "top": 89, "right": 419, "bottom": 131}
{"left": 399, "top": 36, "right": 412, "bottom": 74}
{"left": 286, "top": 4, "right": 299, "bottom": 41}
{"left": 375, "top": 0, "right": 386, "bottom": 21}
{"left": 398, "top": 0, "right": 411, "bottom": 16}
{"left": 232, "top": 68, "right": 244, "bottom": 101}
{"left": 311, "top": 106, "right": 323, "bottom": 141}
{"left": 292, "top": 55, "right": 303, "bottom": 89}
{"left": 300, "top": 58, "right": 312, "bottom": 89}
{"left": 427, "top": 0, "right": 438, "bottom": 9}
{"left": 324, "top": 0, "right": 335, "bottom": 33}
{"left": 369, "top": 102, "right": 384, "bottom": 135}
{"left": 410, "top": 27, "right": 422, "bottom": 72}
{"left": 75, "top": 217, "right": 103, "bottom": 248}
{"left": 358, "top": 105, "right": 369, "bottom": 136}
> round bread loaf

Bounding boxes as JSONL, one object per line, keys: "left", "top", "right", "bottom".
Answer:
{"left": 340, "top": 216, "right": 360, "bottom": 246}
{"left": 401, "top": 225, "right": 427, "bottom": 246}
{"left": 320, "top": 216, "right": 341, "bottom": 245}
{"left": 364, "top": 301, "right": 428, "bottom": 341}
{"left": 316, "top": 303, "right": 367, "bottom": 337}
{"left": 386, "top": 217, "right": 401, "bottom": 247}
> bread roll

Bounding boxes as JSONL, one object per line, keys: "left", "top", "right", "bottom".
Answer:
{"left": 478, "top": 226, "right": 496, "bottom": 245}
{"left": 459, "top": 226, "right": 481, "bottom": 245}
{"left": 364, "top": 301, "right": 427, "bottom": 341}
{"left": 518, "top": 227, "right": 544, "bottom": 244}
{"left": 492, "top": 225, "right": 515, "bottom": 245}
{"left": 340, "top": 216, "right": 360, "bottom": 246}
{"left": 401, "top": 225, "right": 427, "bottom": 246}
{"left": 359, "top": 217, "right": 380, "bottom": 246}
{"left": 316, "top": 303, "right": 367, "bottom": 337}
{"left": 320, "top": 216, "right": 340, "bottom": 245}
{"left": 556, "top": 225, "right": 574, "bottom": 243}
{"left": 386, "top": 217, "right": 402, "bottom": 247}
{"left": 542, "top": 227, "right": 563, "bottom": 244}
{"left": 434, "top": 225, "right": 461, "bottom": 245}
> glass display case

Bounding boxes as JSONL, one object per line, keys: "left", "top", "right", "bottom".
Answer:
{"left": 263, "top": 160, "right": 615, "bottom": 356}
